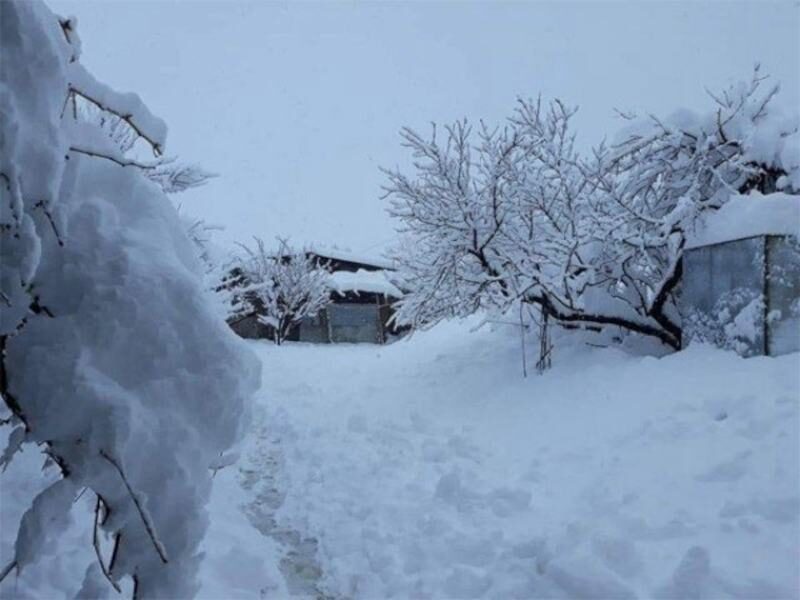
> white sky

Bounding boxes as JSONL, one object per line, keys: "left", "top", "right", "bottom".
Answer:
{"left": 51, "top": 0, "right": 800, "bottom": 256}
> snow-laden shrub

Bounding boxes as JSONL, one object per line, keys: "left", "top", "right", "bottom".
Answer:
{"left": 384, "top": 67, "right": 798, "bottom": 355}
{"left": 0, "top": 2, "right": 259, "bottom": 597}
{"left": 222, "top": 239, "right": 331, "bottom": 345}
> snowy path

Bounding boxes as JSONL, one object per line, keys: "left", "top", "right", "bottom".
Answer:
{"left": 229, "top": 321, "right": 799, "bottom": 599}
{"left": 199, "top": 406, "right": 334, "bottom": 600}
{"left": 239, "top": 412, "right": 331, "bottom": 599}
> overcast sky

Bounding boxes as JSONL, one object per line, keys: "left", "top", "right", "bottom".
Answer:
{"left": 51, "top": 0, "right": 799, "bottom": 256}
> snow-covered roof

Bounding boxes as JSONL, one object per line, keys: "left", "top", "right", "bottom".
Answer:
{"left": 686, "top": 192, "right": 800, "bottom": 249}
{"left": 329, "top": 269, "right": 402, "bottom": 298}
{"left": 308, "top": 246, "right": 396, "bottom": 270}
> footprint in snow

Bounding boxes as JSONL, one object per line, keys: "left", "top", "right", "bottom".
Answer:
{"left": 694, "top": 451, "right": 751, "bottom": 483}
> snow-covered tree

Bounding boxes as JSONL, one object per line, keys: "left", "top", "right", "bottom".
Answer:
{"left": 384, "top": 68, "right": 799, "bottom": 354}
{"left": 224, "top": 239, "right": 331, "bottom": 345}
{"left": 580, "top": 66, "right": 798, "bottom": 347}
{"left": 0, "top": 2, "right": 258, "bottom": 597}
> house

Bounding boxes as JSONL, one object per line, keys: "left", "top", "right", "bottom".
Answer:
{"left": 679, "top": 193, "right": 800, "bottom": 356}
{"left": 229, "top": 248, "right": 406, "bottom": 344}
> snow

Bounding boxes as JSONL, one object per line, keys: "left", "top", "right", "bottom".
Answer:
{"left": 329, "top": 269, "right": 402, "bottom": 298}
{"left": 687, "top": 192, "right": 800, "bottom": 249}
{"left": 308, "top": 246, "right": 396, "bottom": 270}
{"left": 0, "top": 3, "right": 259, "bottom": 596}
{"left": 0, "top": 0, "right": 70, "bottom": 332}
{"left": 1, "top": 3, "right": 798, "bottom": 598}
{"left": 2, "top": 318, "right": 798, "bottom": 598}
{"left": 243, "top": 323, "right": 798, "bottom": 599}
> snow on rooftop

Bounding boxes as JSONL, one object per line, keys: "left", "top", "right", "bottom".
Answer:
{"left": 308, "top": 245, "right": 396, "bottom": 270}
{"left": 329, "top": 269, "right": 402, "bottom": 298}
{"left": 686, "top": 192, "right": 800, "bottom": 249}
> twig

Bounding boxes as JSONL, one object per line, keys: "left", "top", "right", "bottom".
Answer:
{"left": 33, "top": 201, "right": 64, "bottom": 246}
{"left": 519, "top": 302, "right": 528, "bottom": 378}
{"left": 58, "top": 19, "right": 77, "bottom": 61}
{"left": 69, "top": 88, "right": 163, "bottom": 156}
{"left": 29, "top": 297, "right": 55, "bottom": 319}
{"left": 100, "top": 450, "right": 169, "bottom": 564}
{"left": 0, "top": 561, "right": 16, "bottom": 584}
{"left": 93, "top": 496, "right": 122, "bottom": 593}
{"left": 0, "top": 335, "right": 30, "bottom": 433}
{"left": 68, "top": 147, "right": 159, "bottom": 170}
{"left": 60, "top": 89, "right": 73, "bottom": 119}
{"left": 108, "top": 532, "right": 122, "bottom": 574}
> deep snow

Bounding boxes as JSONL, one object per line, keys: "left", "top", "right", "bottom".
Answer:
{"left": 207, "top": 321, "right": 799, "bottom": 599}
{"left": 2, "top": 320, "right": 799, "bottom": 598}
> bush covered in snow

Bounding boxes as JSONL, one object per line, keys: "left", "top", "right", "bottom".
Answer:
{"left": 384, "top": 67, "right": 799, "bottom": 358}
{"left": 0, "top": 2, "right": 258, "bottom": 597}
{"left": 222, "top": 239, "right": 331, "bottom": 345}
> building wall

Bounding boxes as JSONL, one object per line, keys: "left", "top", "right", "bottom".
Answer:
{"left": 681, "top": 236, "right": 766, "bottom": 356}
{"left": 327, "top": 303, "right": 383, "bottom": 344}
{"left": 298, "top": 311, "right": 330, "bottom": 344}
{"left": 229, "top": 314, "right": 272, "bottom": 340}
{"left": 766, "top": 236, "right": 800, "bottom": 355}
{"left": 681, "top": 235, "right": 800, "bottom": 357}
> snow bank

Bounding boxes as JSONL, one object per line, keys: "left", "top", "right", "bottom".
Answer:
{"left": 329, "top": 269, "right": 402, "bottom": 298}
{"left": 687, "top": 192, "right": 800, "bottom": 249}
{"left": 248, "top": 320, "right": 799, "bottom": 599}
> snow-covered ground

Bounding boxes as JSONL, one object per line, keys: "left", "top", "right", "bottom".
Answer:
{"left": 203, "top": 321, "right": 799, "bottom": 599}
{"left": 3, "top": 320, "right": 799, "bottom": 598}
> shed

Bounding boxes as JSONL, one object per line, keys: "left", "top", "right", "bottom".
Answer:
{"left": 229, "top": 249, "right": 405, "bottom": 345}
{"left": 294, "top": 264, "right": 404, "bottom": 344}
{"left": 679, "top": 193, "right": 800, "bottom": 356}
